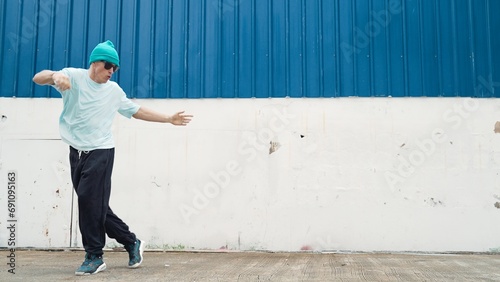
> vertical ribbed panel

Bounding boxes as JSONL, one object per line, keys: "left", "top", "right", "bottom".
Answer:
{"left": 1, "top": 0, "right": 498, "bottom": 98}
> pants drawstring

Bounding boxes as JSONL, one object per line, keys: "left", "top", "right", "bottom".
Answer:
{"left": 78, "top": 150, "right": 90, "bottom": 159}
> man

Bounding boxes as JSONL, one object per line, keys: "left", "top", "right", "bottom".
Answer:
{"left": 32, "top": 40, "right": 193, "bottom": 275}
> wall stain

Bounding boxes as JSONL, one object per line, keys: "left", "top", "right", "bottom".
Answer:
{"left": 269, "top": 141, "right": 281, "bottom": 154}
{"left": 300, "top": 245, "right": 313, "bottom": 251}
{"left": 150, "top": 176, "right": 161, "bottom": 187}
{"left": 425, "top": 198, "right": 444, "bottom": 207}
{"left": 494, "top": 121, "right": 500, "bottom": 133}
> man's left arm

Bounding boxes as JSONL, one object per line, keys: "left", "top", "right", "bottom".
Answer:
{"left": 133, "top": 106, "right": 193, "bottom": 126}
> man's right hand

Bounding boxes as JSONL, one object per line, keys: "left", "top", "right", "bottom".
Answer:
{"left": 52, "top": 72, "right": 71, "bottom": 91}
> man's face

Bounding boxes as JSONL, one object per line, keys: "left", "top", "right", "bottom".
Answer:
{"left": 91, "top": 61, "right": 118, "bottom": 84}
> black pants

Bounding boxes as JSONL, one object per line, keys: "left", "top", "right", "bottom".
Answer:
{"left": 69, "top": 146, "right": 136, "bottom": 256}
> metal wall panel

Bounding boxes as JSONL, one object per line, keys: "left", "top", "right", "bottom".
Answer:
{"left": 1, "top": 0, "right": 498, "bottom": 98}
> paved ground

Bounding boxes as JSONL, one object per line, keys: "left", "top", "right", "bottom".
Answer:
{"left": 1, "top": 249, "right": 500, "bottom": 281}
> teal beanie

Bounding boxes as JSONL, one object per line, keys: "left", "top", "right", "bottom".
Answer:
{"left": 89, "top": 40, "right": 120, "bottom": 67}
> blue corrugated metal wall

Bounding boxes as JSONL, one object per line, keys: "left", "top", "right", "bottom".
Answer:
{"left": 1, "top": 0, "right": 499, "bottom": 98}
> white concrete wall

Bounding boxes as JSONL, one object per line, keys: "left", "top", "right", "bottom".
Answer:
{"left": 1, "top": 97, "right": 500, "bottom": 252}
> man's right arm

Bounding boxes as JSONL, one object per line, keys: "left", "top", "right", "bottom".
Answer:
{"left": 33, "top": 70, "right": 71, "bottom": 91}
{"left": 32, "top": 70, "right": 57, "bottom": 85}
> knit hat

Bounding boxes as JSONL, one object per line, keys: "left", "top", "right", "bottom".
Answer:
{"left": 89, "top": 40, "right": 120, "bottom": 67}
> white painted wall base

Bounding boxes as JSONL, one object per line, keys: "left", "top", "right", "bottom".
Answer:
{"left": 1, "top": 97, "right": 500, "bottom": 252}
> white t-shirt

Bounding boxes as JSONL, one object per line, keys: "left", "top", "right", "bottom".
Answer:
{"left": 52, "top": 68, "right": 140, "bottom": 151}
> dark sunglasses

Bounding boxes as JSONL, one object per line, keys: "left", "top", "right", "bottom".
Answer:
{"left": 100, "top": 60, "right": 119, "bottom": 72}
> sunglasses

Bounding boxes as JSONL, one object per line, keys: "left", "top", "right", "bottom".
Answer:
{"left": 100, "top": 60, "right": 119, "bottom": 72}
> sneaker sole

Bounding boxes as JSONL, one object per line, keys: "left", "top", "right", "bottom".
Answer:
{"left": 75, "top": 262, "right": 107, "bottom": 276}
{"left": 128, "top": 240, "right": 145, "bottom": 269}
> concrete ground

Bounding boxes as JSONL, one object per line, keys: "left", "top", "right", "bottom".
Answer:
{"left": 1, "top": 249, "right": 499, "bottom": 281}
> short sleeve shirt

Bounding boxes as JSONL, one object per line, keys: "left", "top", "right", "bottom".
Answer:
{"left": 52, "top": 68, "right": 140, "bottom": 151}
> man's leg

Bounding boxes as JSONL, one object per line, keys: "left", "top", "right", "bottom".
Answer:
{"left": 73, "top": 148, "right": 114, "bottom": 255}
{"left": 105, "top": 207, "right": 136, "bottom": 246}
{"left": 105, "top": 208, "right": 145, "bottom": 268}
{"left": 70, "top": 147, "right": 114, "bottom": 274}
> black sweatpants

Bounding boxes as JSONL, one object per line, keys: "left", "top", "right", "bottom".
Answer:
{"left": 69, "top": 146, "right": 136, "bottom": 256}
